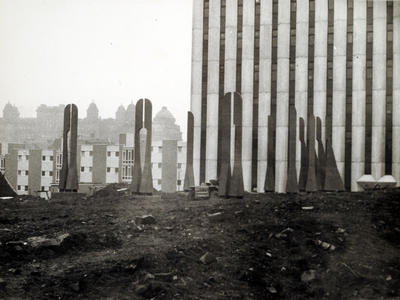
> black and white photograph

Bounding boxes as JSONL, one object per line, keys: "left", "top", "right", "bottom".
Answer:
{"left": 0, "top": 0, "right": 399, "bottom": 298}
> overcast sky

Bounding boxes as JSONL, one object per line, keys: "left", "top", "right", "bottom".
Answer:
{"left": 0, "top": 0, "right": 193, "bottom": 133}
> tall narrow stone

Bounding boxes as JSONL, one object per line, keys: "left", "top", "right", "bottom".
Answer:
{"left": 286, "top": 106, "right": 298, "bottom": 193}
{"left": 229, "top": 92, "right": 244, "bottom": 197}
{"left": 205, "top": 0, "right": 220, "bottom": 183}
{"left": 131, "top": 99, "right": 143, "bottom": 193}
{"left": 316, "top": 117, "right": 326, "bottom": 189}
{"left": 241, "top": 1, "right": 255, "bottom": 191}
{"left": 371, "top": 0, "right": 387, "bottom": 180}
{"left": 264, "top": 115, "right": 275, "bottom": 192}
{"left": 275, "top": 0, "right": 290, "bottom": 193}
{"left": 298, "top": 117, "right": 308, "bottom": 191}
{"left": 218, "top": 93, "right": 232, "bottom": 197}
{"left": 257, "top": 0, "right": 272, "bottom": 192}
{"left": 351, "top": 0, "right": 367, "bottom": 191}
{"left": 306, "top": 114, "right": 318, "bottom": 192}
{"left": 393, "top": 2, "right": 400, "bottom": 186}
{"left": 332, "top": 0, "right": 347, "bottom": 180}
{"left": 324, "top": 139, "right": 345, "bottom": 191}
{"left": 139, "top": 99, "right": 153, "bottom": 194}
{"left": 184, "top": 112, "right": 195, "bottom": 191}
{"left": 59, "top": 104, "right": 78, "bottom": 192}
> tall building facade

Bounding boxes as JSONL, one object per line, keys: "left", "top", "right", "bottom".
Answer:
{"left": 191, "top": 0, "right": 399, "bottom": 192}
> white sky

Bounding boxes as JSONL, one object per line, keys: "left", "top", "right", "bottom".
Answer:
{"left": 0, "top": 0, "right": 193, "bottom": 134}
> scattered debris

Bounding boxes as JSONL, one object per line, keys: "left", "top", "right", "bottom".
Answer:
{"left": 27, "top": 233, "right": 70, "bottom": 249}
{"left": 301, "top": 270, "right": 316, "bottom": 282}
{"left": 135, "top": 215, "right": 156, "bottom": 225}
{"left": 267, "top": 286, "right": 277, "bottom": 294}
{"left": 200, "top": 252, "right": 217, "bottom": 265}
{"left": 302, "top": 206, "right": 314, "bottom": 210}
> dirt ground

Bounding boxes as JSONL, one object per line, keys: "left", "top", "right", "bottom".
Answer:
{"left": 0, "top": 185, "right": 399, "bottom": 299}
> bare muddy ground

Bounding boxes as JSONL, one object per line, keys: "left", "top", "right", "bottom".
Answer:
{"left": 0, "top": 185, "right": 399, "bottom": 299}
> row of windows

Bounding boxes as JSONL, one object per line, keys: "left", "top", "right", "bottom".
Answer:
{"left": 17, "top": 170, "right": 28, "bottom": 176}
{"left": 41, "top": 171, "right": 53, "bottom": 177}
{"left": 81, "top": 151, "right": 121, "bottom": 157}
{"left": 17, "top": 185, "right": 28, "bottom": 191}
{"left": 42, "top": 155, "right": 54, "bottom": 161}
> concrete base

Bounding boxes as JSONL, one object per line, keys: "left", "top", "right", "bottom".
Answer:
{"left": 356, "top": 175, "right": 377, "bottom": 190}
{"left": 375, "top": 175, "right": 397, "bottom": 189}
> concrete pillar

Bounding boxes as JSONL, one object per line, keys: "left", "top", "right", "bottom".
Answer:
{"left": 224, "top": 0, "right": 237, "bottom": 171}
{"left": 190, "top": 0, "right": 203, "bottom": 186}
{"left": 257, "top": 0, "right": 272, "bottom": 192}
{"left": 393, "top": 2, "right": 400, "bottom": 185}
{"left": 371, "top": 1, "right": 386, "bottom": 180}
{"left": 241, "top": 0, "right": 255, "bottom": 191}
{"left": 205, "top": 0, "right": 220, "bottom": 182}
{"left": 314, "top": 0, "right": 328, "bottom": 147}
{"left": 275, "top": 0, "right": 290, "bottom": 193}
{"left": 332, "top": 0, "right": 347, "bottom": 180}
{"left": 295, "top": 0, "right": 309, "bottom": 179}
{"left": 351, "top": 0, "right": 367, "bottom": 191}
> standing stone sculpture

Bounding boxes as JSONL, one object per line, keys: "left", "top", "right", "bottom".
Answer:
{"left": 264, "top": 115, "right": 275, "bottom": 192}
{"left": 184, "top": 112, "right": 195, "bottom": 191}
{"left": 228, "top": 92, "right": 244, "bottom": 198}
{"left": 316, "top": 117, "right": 326, "bottom": 189}
{"left": 59, "top": 104, "right": 79, "bottom": 192}
{"left": 324, "top": 139, "right": 345, "bottom": 191}
{"left": 298, "top": 117, "right": 308, "bottom": 191}
{"left": 218, "top": 93, "right": 232, "bottom": 197}
{"left": 286, "top": 106, "right": 298, "bottom": 193}
{"left": 130, "top": 99, "right": 153, "bottom": 195}
{"left": 305, "top": 113, "right": 318, "bottom": 192}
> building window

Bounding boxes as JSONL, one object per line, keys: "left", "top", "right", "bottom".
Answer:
{"left": 81, "top": 167, "right": 85, "bottom": 172}
{"left": 25, "top": 171, "right": 29, "bottom": 176}
{"left": 42, "top": 171, "right": 45, "bottom": 176}
{"left": 107, "top": 167, "right": 111, "bottom": 173}
{"left": 177, "top": 180, "right": 182, "bottom": 186}
{"left": 17, "top": 185, "right": 21, "bottom": 190}
{"left": 49, "top": 171, "right": 53, "bottom": 176}
{"left": 116, "top": 151, "right": 119, "bottom": 157}
{"left": 41, "top": 186, "right": 45, "bottom": 191}
{"left": 24, "top": 186, "right": 28, "bottom": 191}
{"left": 158, "top": 163, "right": 162, "bottom": 169}
{"left": 18, "top": 170, "right": 21, "bottom": 175}
{"left": 177, "top": 163, "right": 182, "bottom": 169}
{"left": 115, "top": 168, "right": 119, "bottom": 173}
{"left": 50, "top": 156, "right": 54, "bottom": 161}
{"left": 107, "top": 151, "right": 111, "bottom": 157}
{"left": 18, "top": 155, "right": 22, "bottom": 160}
{"left": 42, "top": 156, "right": 46, "bottom": 161}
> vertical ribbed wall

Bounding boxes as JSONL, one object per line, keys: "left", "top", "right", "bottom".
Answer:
{"left": 191, "top": 0, "right": 398, "bottom": 192}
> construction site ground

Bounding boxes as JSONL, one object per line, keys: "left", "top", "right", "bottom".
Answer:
{"left": 0, "top": 185, "right": 399, "bottom": 299}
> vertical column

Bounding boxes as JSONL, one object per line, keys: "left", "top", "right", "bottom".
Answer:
{"left": 257, "top": 0, "right": 272, "bottom": 192}
{"left": 371, "top": 1, "right": 386, "bottom": 180}
{"left": 224, "top": 0, "right": 237, "bottom": 171}
{"left": 351, "top": 0, "right": 367, "bottom": 191}
{"left": 190, "top": 0, "right": 204, "bottom": 185}
{"left": 332, "top": 0, "right": 347, "bottom": 179}
{"left": 393, "top": 2, "right": 400, "bottom": 185}
{"left": 241, "top": 1, "right": 255, "bottom": 191}
{"left": 313, "top": 0, "right": 328, "bottom": 147}
{"left": 295, "top": 0, "right": 309, "bottom": 179}
{"left": 275, "top": 0, "right": 290, "bottom": 193}
{"left": 205, "top": 0, "right": 220, "bottom": 182}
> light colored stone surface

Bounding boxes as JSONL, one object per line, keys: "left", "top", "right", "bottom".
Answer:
{"left": 191, "top": 0, "right": 204, "bottom": 185}
{"left": 275, "top": 0, "right": 290, "bottom": 193}
{"left": 371, "top": 0, "right": 386, "bottom": 181}
{"left": 332, "top": 0, "right": 347, "bottom": 182}
{"left": 257, "top": 0, "right": 272, "bottom": 192}
{"left": 241, "top": 0, "right": 254, "bottom": 191}
{"left": 393, "top": 2, "right": 400, "bottom": 186}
